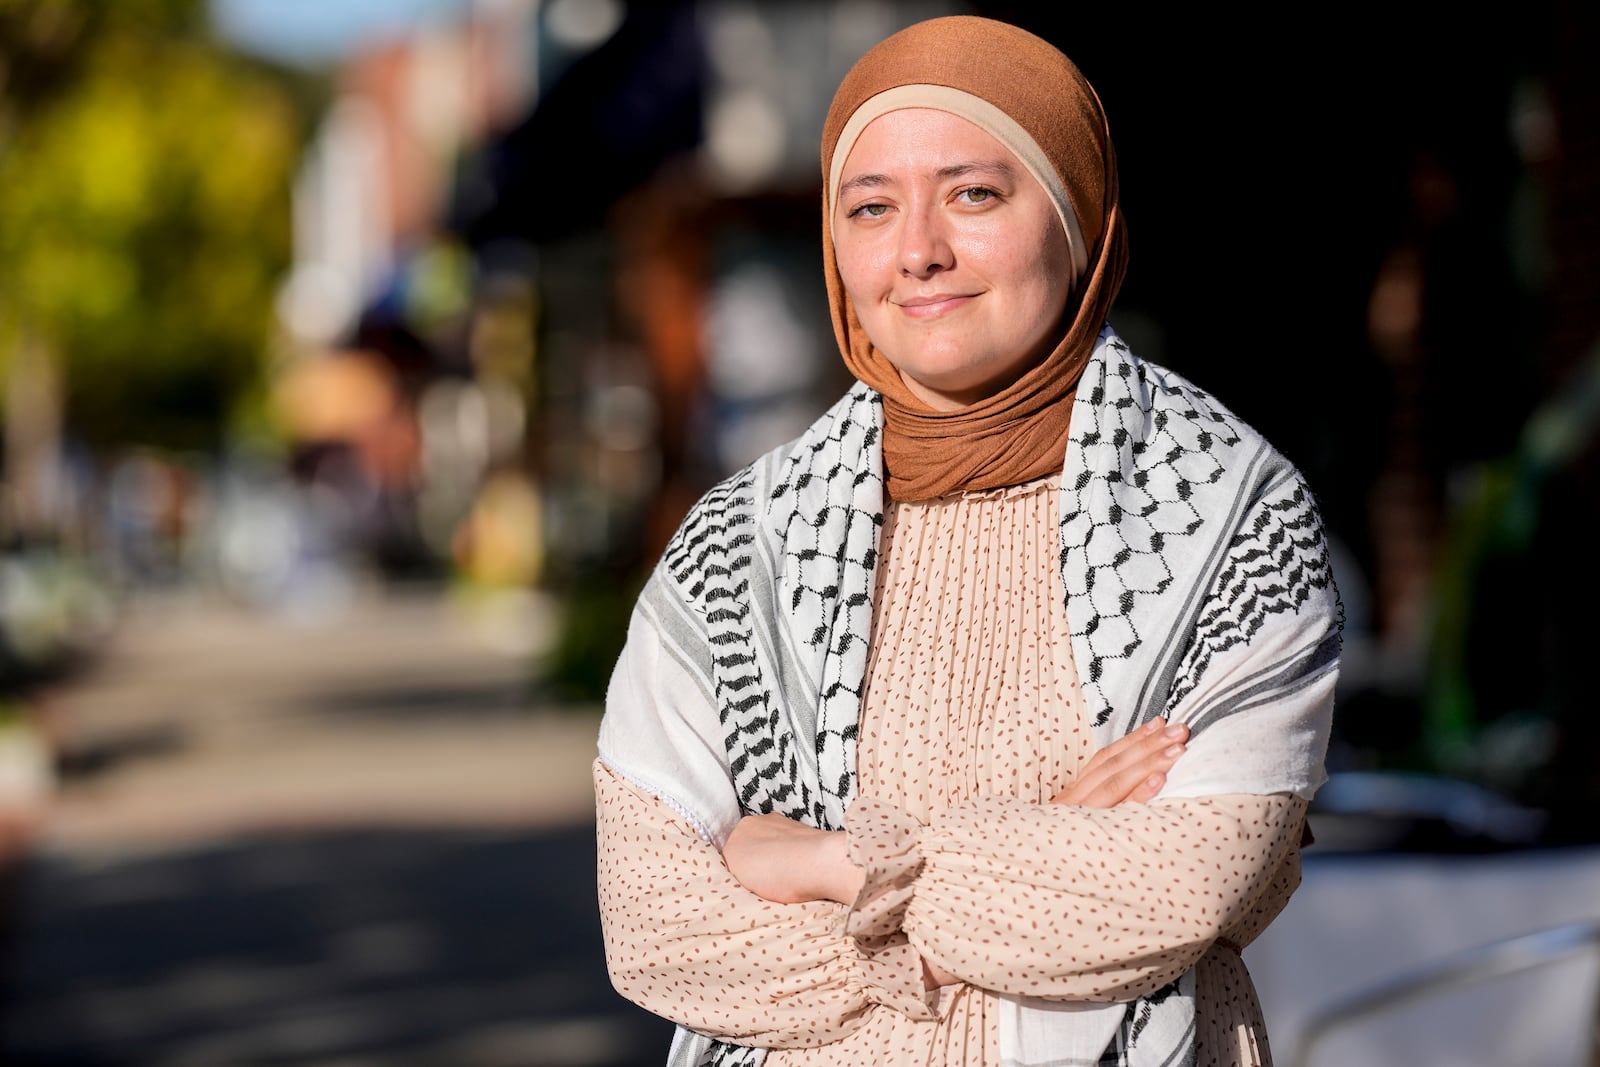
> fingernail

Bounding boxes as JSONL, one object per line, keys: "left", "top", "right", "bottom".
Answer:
{"left": 1164, "top": 743, "right": 1184, "bottom": 757}
{"left": 1144, "top": 718, "right": 1164, "bottom": 733}
{"left": 1165, "top": 724, "right": 1186, "bottom": 738}
{"left": 1146, "top": 774, "right": 1164, "bottom": 788}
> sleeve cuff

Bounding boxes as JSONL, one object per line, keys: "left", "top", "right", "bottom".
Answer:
{"left": 844, "top": 796, "right": 926, "bottom": 945}
{"left": 840, "top": 797, "right": 935, "bottom": 1020}
{"left": 855, "top": 935, "right": 937, "bottom": 1021}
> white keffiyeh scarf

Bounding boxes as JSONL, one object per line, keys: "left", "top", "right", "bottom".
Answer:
{"left": 600, "top": 326, "right": 1341, "bottom": 1067}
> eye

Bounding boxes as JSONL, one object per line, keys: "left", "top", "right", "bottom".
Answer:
{"left": 846, "top": 202, "right": 890, "bottom": 219}
{"left": 955, "top": 186, "right": 998, "bottom": 206}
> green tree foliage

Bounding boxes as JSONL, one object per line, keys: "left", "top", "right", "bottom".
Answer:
{"left": 0, "top": 0, "right": 304, "bottom": 449}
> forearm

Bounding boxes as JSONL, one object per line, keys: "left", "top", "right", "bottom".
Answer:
{"left": 845, "top": 792, "right": 1306, "bottom": 1001}
{"left": 595, "top": 761, "right": 931, "bottom": 1046}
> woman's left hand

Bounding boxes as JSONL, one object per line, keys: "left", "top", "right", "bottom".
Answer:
{"left": 1053, "top": 717, "right": 1187, "bottom": 807}
{"left": 723, "top": 814, "right": 865, "bottom": 905}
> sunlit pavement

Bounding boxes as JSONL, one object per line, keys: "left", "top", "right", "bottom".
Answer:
{"left": 0, "top": 584, "right": 675, "bottom": 1066}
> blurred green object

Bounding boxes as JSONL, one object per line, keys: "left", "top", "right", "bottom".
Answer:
{"left": 538, "top": 568, "right": 644, "bottom": 706}
{"left": 1425, "top": 335, "right": 1600, "bottom": 786}
{"left": 0, "top": 0, "right": 306, "bottom": 451}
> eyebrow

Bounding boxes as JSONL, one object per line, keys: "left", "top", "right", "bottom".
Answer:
{"left": 836, "top": 158, "right": 1019, "bottom": 199}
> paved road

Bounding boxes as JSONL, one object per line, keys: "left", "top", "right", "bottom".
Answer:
{"left": 0, "top": 585, "right": 676, "bottom": 1066}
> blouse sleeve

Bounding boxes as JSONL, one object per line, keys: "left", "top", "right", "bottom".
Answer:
{"left": 843, "top": 791, "right": 1305, "bottom": 1002}
{"left": 596, "top": 761, "right": 935, "bottom": 1047}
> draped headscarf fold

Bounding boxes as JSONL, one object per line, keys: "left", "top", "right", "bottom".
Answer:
{"left": 820, "top": 16, "right": 1129, "bottom": 501}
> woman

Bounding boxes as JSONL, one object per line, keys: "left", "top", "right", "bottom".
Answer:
{"left": 595, "top": 15, "right": 1339, "bottom": 1067}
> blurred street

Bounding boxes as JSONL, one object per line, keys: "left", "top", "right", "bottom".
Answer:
{"left": 0, "top": 586, "right": 674, "bottom": 1066}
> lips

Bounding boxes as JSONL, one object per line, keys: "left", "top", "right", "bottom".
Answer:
{"left": 895, "top": 293, "right": 976, "bottom": 318}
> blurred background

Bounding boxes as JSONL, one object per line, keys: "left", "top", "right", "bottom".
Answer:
{"left": 0, "top": 0, "right": 1596, "bottom": 1064}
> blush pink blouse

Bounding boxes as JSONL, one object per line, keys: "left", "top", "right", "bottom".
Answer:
{"left": 596, "top": 477, "right": 1305, "bottom": 1066}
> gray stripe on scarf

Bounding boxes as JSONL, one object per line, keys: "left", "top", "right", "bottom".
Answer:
{"left": 1134, "top": 448, "right": 1282, "bottom": 731}
{"left": 1187, "top": 625, "right": 1342, "bottom": 727}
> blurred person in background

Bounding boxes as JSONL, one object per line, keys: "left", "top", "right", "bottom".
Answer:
{"left": 595, "top": 16, "right": 1340, "bottom": 1067}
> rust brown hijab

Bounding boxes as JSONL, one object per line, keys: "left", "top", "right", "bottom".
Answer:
{"left": 821, "top": 16, "right": 1128, "bottom": 501}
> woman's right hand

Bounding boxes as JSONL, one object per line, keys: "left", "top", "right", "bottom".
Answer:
{"left": 1051, "top": 717, "right": 1188, "bottom": 807}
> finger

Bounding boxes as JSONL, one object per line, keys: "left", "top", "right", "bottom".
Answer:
{"left": 1065, "top": 735, "right": 1186, "bottom": 806}
{"left": 1078, "top": 755, "right": 1176, "bottom": 807}
{"left": 1126, "top": 771, "right": 1167, "bottom": 804}
{"left": 1053, "top": 720, "right": 1187, "bottom": 804}
{"left": 1073, "top": 721, "right": 1187, "bottom": 798}
{"left": 1073, "top": 718, "right": 1163, "bottom": 783}
{"left": 1083, "top": 719, "right": 1185, "bottom": 773}
{"left": 1074, "top": 753, "right": 1174, "bottom": 807}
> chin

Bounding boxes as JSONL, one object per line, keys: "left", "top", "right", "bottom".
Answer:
{"left": 891, "top": 371, "right": 989, "bottom": 409}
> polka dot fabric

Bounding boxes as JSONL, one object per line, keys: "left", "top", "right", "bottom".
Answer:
{"left": 595, "top": 763, "right": 932, "bottom": 1049}
{"left": 596, "top": 478, "right": 1305, "bottom": 1065}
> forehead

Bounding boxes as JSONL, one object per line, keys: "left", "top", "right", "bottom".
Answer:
{"left": 838, "top": 108, "right": 1017, "bottom": 179}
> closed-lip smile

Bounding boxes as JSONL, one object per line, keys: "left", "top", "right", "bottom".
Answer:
{"left": 895, "top": 293, "right": 976, "bottom": 317}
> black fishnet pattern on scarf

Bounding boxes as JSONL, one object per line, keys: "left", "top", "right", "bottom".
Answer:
{"left": 664, "top": 467, "right": 815, "bottom": 824}
{"left": 1059, "top": 336, "right": 1244, "bottom": 726}
{"left": 768, "top": 385, "right": 884, "bottom": 822}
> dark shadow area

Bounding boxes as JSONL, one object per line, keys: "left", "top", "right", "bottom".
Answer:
{"left": 0, "top": 826, "right": 675, "bottom": 1066}
{"left": 53, "top": 724, "right": 189, "bottom": 784}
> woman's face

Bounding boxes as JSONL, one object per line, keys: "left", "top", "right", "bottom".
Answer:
{"left": 832, "top": 107, "right": 1074, "bottom": 411}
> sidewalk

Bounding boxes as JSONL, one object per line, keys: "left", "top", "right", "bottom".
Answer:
{"left": 42, "top": 585, "right": 606, "bottom": 846}
{"left": 0, "top": 584, "right": 674, "bottom": 1067}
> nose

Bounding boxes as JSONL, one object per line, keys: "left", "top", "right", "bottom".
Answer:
{"left": 897, "top": 202, "right": 952, "bottom": 277}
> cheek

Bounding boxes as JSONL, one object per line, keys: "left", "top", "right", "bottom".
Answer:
{"left": 965, "top": 235, "right": 1045, "bottom": 303}
{"left": 993, "top": 222, "right": 1072, "bottom": 320}
{"left": 834, "top": 240, "right": 891, "bottom": 316}
{"left": 960, "top": 216, "right": 1051, "bottom": 285}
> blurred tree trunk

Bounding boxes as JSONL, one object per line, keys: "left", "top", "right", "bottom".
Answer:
{"left": 3, "top": 329, "right": 63, "bottom": 543}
